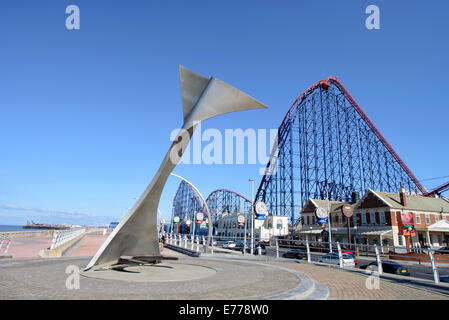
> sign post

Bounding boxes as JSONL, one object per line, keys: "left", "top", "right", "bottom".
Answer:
{"left": 341, "top": 204, "right": 354, "bottom": 249}
{"left": 173, "top": 216, "right": 180, "bottom": 234}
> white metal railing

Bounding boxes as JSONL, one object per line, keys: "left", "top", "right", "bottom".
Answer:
{"left": 0, "top": 239, "right": 11, "bottom": 254}
{"left": 50, "top": 228, "right": 86, "bottom": 249}
{"left": 274, "top": 238, "right": 449, "bottom": 284}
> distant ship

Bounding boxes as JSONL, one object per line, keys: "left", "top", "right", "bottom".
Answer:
{"left": 22, "top": 221, "right": 71, "bottom": 230}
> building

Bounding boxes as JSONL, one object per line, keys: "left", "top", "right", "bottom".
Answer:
{"left": 297, "top": 188, "right": 449, "bottom": 251}
{"left": 215, "top": 212, "right": 289, "bottom": 242}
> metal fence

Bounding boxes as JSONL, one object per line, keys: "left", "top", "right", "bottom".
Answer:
{"left": 273, "top": 238, "right": 449, "bottom": 284}
{"left": 0, "top": 239, "right": 11, "bottom": 255}
{"left": 50, "top": 228, "right": 86, "bottom": 249}
{"left": 161, "top": 232, "right": 449, "bottom": 285}
{"left": 162, "top": 232, "right": 269, "bottom": 255}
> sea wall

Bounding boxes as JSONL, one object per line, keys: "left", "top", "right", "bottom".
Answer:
{"left": 0, "top": 230, "right": 54, "bottom": 239}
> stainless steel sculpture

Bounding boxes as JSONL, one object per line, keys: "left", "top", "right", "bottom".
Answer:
{"left": 85, "top": 66, "right": 267, "bottom": 270}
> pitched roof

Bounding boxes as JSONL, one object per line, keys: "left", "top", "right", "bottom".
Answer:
{"left": 371, "top": 190, "right": 449, "bottom": 213}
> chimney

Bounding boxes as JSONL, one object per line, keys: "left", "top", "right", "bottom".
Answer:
{"left": 351, "top": 191, "right": 360, "bottom": 204}
{"left": 399, "top": 182, "right": 407, "bottom": 207}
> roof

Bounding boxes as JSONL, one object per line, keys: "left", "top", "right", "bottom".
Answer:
{"left": 371, "top": 190, "right": 449, "bottom": 213}
{"left": 301, "top": 199, "right": 350, "bottom": 214}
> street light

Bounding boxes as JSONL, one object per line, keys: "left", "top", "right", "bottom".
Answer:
{"left": 249, "top": 179, "right": 255, "bottom": 255}
{"left": 170, "top": 205, "right": 174, "bottom": 235}
{"left": 243, "top": 209, "right": 247, "bottom": 255}
{"left": 325, "top": 186, "right": 332, "bottom": 253}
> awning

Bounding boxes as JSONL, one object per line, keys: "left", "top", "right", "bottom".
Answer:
{"left": 355, "top": 229, "right": 393, "bottom": 236}
{"left": 426, "top": 220, "right": 449, "bottom": 232}
{"left": 294, "top": 229, "right": 323, "bottom": 235}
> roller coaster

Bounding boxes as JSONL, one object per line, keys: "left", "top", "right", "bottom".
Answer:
{"left": 172, "top": 77, "right": 448, "bottom": 229}
{"left": 172, "top": 182, "right": 252, "bottom": 233}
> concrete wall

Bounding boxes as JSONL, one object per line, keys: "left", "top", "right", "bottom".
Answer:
{"left": 0, "top": 230, "right": 54, "bottom": 239}
{"left": 38, "top": 233, "right": 86, "bottom": 258}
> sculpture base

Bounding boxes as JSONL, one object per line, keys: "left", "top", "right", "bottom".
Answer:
{"left": 82, "top": 260, "right": 216, "bottom": 283}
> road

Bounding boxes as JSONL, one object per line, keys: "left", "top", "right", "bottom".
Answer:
{"left": 265, "top": 247, "right": 449, "bottom": 282}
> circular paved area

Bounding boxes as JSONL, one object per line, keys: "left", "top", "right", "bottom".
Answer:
{"left": 83, "top": 261, "right": 217, "bottom": 282}
{"left": 0, "top": 257, "right": 300, "bottom": 300}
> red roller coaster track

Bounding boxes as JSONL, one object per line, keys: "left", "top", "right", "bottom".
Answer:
{"left": 425, "top": 181, "right": 449, "bottom": 197}
{"left": 277, "top": 76, "right": 428, "bottom": 195}
{"left": 204, "top": 189, "right": 252, "bottom": 204}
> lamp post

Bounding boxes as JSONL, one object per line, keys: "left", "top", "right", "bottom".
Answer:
{"left": 192, "top": 212, "right": 197, "bottom": 237}
{"left": 249, "top": 179, "right": 255, "bottom": 255}
{"left": 170, "top": 173, "right": 213, "bottom": 250}
{"left": 243, "top": 210, "right": 247, "bottom": 255}
{"left": 170, "top": 205, "right": 174, "bottom": 235}
{"left": 325, "top": 186, "right": 332, "bottom": 253}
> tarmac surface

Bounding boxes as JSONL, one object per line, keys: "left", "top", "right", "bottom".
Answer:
{"left": 0, "top": 256, "right": 301, "bottom": 300}
{"left": 2, "top": 233, "right": 449, "bottom": 300}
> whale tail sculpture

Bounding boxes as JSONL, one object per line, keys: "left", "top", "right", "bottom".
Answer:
{"left": 85, "top": 66, "right": 267, "bottom": 270}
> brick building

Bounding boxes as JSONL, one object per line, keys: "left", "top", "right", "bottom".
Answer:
{"left": 298, "top": 188, "right": 449, "bottom": 250}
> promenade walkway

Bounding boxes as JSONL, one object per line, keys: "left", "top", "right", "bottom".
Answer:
{"left": 69, "top": 234, "right": 109, "bottom": 257}
{"left": 0, "top": 236, "right": 52, "bottom": 261}
{"left": 2, "top": 235, "right": 448, "bottom": 300}
{"left": 265, "top": 261, "right": 449, "bottom": 300}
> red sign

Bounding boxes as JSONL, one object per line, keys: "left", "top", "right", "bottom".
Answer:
{"left": 401, "top": 212, "right": 416, "bottom": 236}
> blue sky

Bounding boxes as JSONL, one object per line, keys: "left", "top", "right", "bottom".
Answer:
{"left": 0, "top": 1, "right": 448, "bottom": 226}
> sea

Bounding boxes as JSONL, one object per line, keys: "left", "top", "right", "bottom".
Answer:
{"left": 0, "top": 225, "right": 31, "bottom": 232}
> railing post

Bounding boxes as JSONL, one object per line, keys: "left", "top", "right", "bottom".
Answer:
{"left": 184, "top": 234, "right": 187, "bottom": 248}
{"left": 306, "top": 240, "right": 311, "bottom": 263}
{"left": 337, "top": 242, "right": 343, "bottom": 268}
{"left": 4, "top": 240, "right": 10, "bottom": 254}
{"left": 429, "top": 249, "right": 440, "bottom": 284}
{"left": 191, "top": 235, "right": 194, "bottom": 250}
{"left": 211, "top": 235, "right": 214, "bottom": 254}
{"left": 275, "top": 238, "right": 279, "bottom": 259}
{"left": 375, "top": 244, "right": 383, "bottom": 275}
{"left": 196, "top": 235, "right": 200, "bottom": 252}
{"left": 202, "top": 236, "right": 206, "bottom": 253}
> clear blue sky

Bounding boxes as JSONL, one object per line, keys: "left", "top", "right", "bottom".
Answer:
{"left": 0, "top": 1, "right": 448, "bottom": 226}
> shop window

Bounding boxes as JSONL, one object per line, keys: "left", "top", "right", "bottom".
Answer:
{"left": 370, "top": 212, "right": 376, "bottom": 224}
{"left": 415, "top": 214, "right": 421, "bottom": 224}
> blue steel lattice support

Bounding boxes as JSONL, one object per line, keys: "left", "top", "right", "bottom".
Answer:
{"left": 255, "top": 77, "right": 426, "bottom": 226}
{"left": 172, "top": 180, "right": 204, "bottom": 234}
{"left": 173, "top": 187, "right": 253, "bottom": 236}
